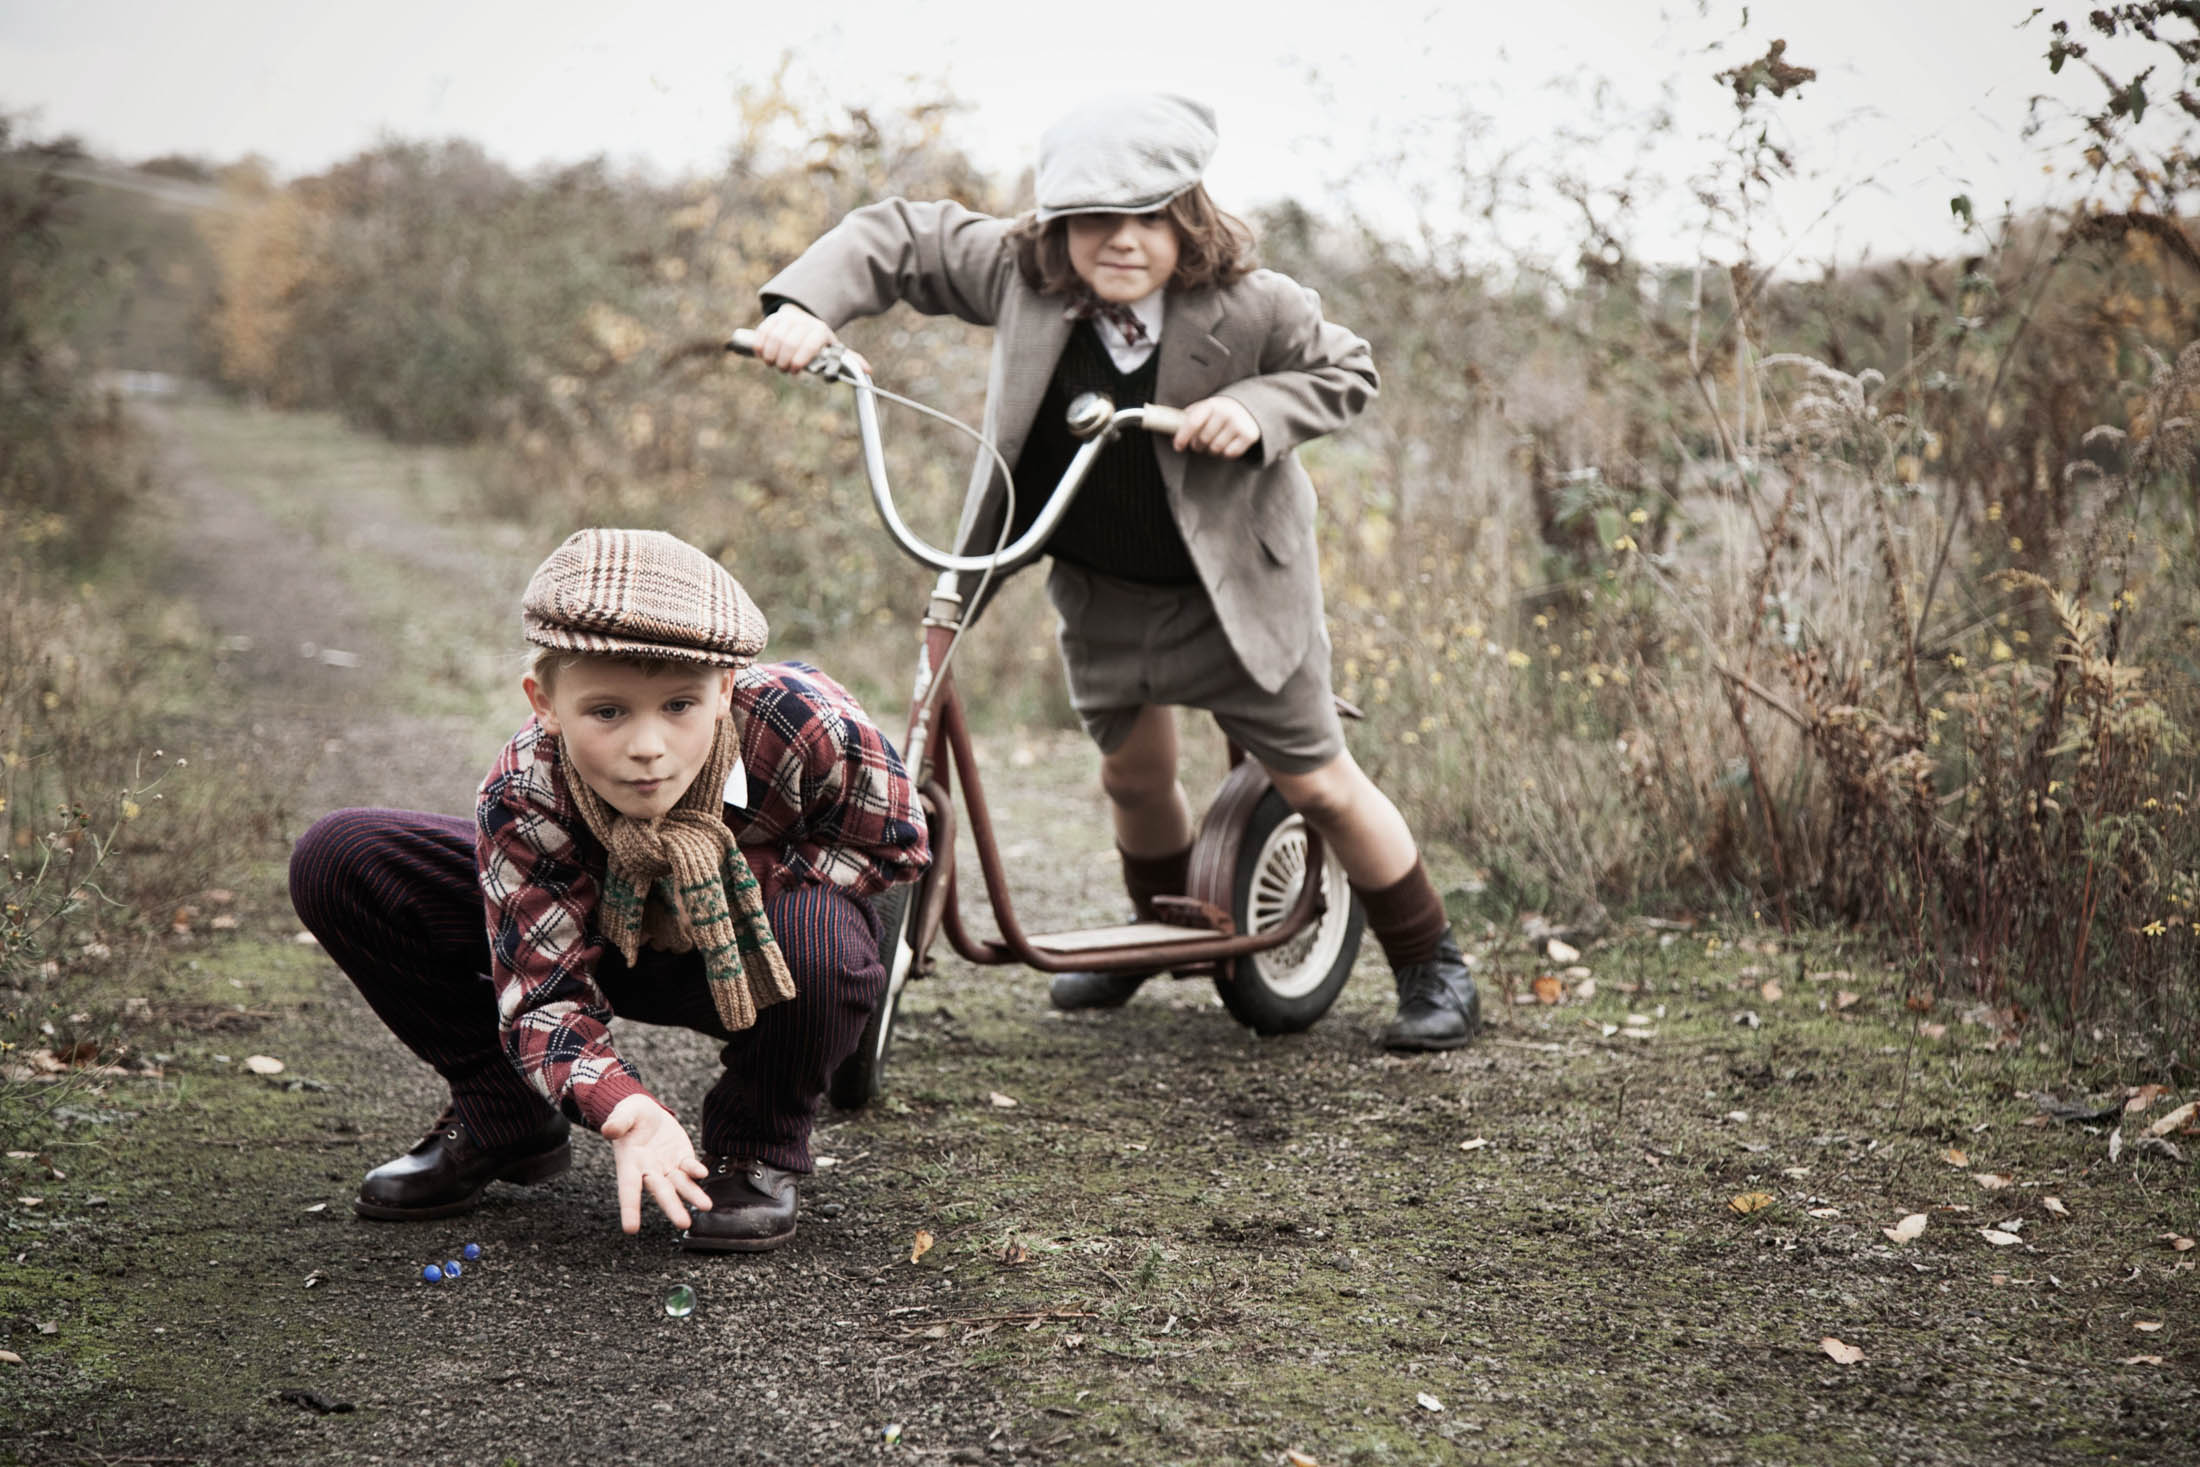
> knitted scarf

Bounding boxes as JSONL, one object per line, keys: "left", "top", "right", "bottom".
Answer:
{"left": 564, "top": 714, "right": 795, "bottom": 1031}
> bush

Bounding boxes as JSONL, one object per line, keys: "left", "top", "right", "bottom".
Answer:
{"left": 185, "top": 59, "right": 2200, "bottom": 1057}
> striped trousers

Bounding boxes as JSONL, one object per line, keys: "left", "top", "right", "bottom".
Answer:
{"left": 289, "top": 808, "right": 885, "bottom": 1173}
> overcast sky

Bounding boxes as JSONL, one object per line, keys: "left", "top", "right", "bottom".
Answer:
{"left": 0, "top": 1, "right": 2170, "bottom": 267}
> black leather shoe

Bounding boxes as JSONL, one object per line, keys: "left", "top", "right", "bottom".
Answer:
{"left": 1379, "top": 936, "right": 1482, "bottom": 1051}
{"left": 1048, "top": 968, "right": 1155, "bottom": 1011}
{"left": 355, "top": 1108, "right": 570, "bottom": 1220}
{"left": 682, "top": 1157, "right": 797, "bottom": 1253}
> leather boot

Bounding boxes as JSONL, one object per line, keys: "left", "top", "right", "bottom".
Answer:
{"left": 1049, "top": 843, "right": 1191, "bottom": 1010}
{"left": 355, "top": 1107, "right": 571, "bottom": 1220}
{"left": 1379, "top": 935, "right": 1482, "bottom": 1051}
{"left": 682, "top": 1156, "right": 798, "bottom": 1252}
{"left": 1048, "top": 967, "right": 1154, "bottom": 1010}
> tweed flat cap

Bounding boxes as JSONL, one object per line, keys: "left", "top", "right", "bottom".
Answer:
{"left": 522, "top": 528, "right": 767, "bottom": 666}
{"left": 1034, "top": 92, "right": 1217, "bottom": 222}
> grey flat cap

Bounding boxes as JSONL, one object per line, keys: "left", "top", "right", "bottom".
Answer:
{"left": 1034, "top": 92, "right": 1217, "bottom": 221}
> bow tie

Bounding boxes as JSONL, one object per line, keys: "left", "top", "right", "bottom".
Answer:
{"left": 1065, "top": 292, "right": 1151, "bottom": 348}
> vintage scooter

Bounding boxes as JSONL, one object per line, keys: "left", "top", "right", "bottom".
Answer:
{"left": 727, "top": 330, "right": 1365, "bottom": 1107}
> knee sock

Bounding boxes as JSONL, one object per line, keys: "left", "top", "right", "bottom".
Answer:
{"left": 1121, "top": 844, "right": 1193, "bottom": 921}
{"left": 1353, "top": 859, "right": 1451, "bottom": 969}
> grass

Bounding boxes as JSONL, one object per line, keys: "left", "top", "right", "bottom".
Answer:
{"left": 0, "top": 392, "right": 2193, "bottom": 1467}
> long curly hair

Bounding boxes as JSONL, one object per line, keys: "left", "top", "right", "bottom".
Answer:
{"left": 1008, "top": 184, "right": 1258, "bottom": 297}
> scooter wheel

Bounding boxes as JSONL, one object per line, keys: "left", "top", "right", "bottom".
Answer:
{"left": 1214, "top": 786, "right": 1364, "bottom": 1035}
{"left": 828, "top": 881, "right": 921, "bottom": 1110}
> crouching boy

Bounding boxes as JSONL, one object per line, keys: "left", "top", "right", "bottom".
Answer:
{"left": 289, "top": 528, "right": 929, "bottom": 1252}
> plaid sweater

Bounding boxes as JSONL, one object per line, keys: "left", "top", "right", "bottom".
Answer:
{"left": 475, "top": 661, "right": 928, "bottom": 1130}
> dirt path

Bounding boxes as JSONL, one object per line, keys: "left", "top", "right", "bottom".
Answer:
{"left": 3, "top": 396, "right": 2197, "bottom": 1466}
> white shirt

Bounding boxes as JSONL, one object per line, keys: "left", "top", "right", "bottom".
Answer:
{"left": 1094, "top": 290, "right": 1166, "bottom": 373}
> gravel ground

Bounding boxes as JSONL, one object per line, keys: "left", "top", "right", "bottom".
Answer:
{"left": 2, "top": 397, "right": 2194, "bottom": 1467}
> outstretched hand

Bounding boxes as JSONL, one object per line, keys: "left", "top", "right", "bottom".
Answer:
{"left": 601, "top": 1093, "right": 712, "bottom": 1234}
{"left": 1173, "top": 396, "right": 1261, "bottom": 459}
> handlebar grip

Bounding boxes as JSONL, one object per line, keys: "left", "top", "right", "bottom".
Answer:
{"left": 725, "top": 328, "right": 759, "bottom": 357}
{"left": 1141, "top": 403, "right": 1186, "bottom": 437}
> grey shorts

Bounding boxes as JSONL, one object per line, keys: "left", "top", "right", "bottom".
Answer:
{"left": 1045, "top": 560, "right": 1345, "bottom": 775}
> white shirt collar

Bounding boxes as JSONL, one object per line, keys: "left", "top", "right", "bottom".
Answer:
{"left": 1094, "top": 289, "right": 1165, "bottom": 373}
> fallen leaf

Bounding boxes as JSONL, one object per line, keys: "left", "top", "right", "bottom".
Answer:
{"left": 1457, "top": 1137, "right": 1489, "bottom": 1151}
{"left": 1573, "top": 977, "right": 1597, "bottom": 1001}
{"left": 1834, "top": 990, "right": 1861, "bottom": 1011}
{"left": 209, "top": 914, "right": 240, "bottom": 931}
{"left": 1546, "top": 938, "right": 1580, "bottom": 964}
{"left": 1759, "top": 980, "right": 1784, "bottom": 1002}
{"left": 1820, "top": 1337, "right": 1865, "bottom": 1365}
{"left": 302, "top": 1202, "right": 327, "bottom": 1214}
{"left": 1729, "top": 1192, "right": 1775, "bottom": 1215}
{"left": 987, "top": 1090, "right": 1018, "bottom": 1109}
{"left": 0, "top": 1350, "right": 18, "bottom": 1364}
{"left": 2145, "top": 1101, "right": 2195, "bottom": 1137}
{"left": 1061, "top": 1333, "right": 1084, "bottom": 1350}
{"left": 292, "top": 930, "right": 319, "bottom": 946}
{"left": 1531, "top": 974, "right": 1564, "bottom": 1004}
{"left": 910, "top": 1230, "right": 934, "bottom": 1264}
{"left": 2043, "top": 1197, "right": 2069, "bottom": 1217}
{"left": 2135, "top": 1320, "right": 2164, "bottom": 1332}
{"left": 1000, "top": 1239, "right": 1029, "bottom": 1265}
{"left": 1620, "top": 1026, "right": 1656, "bottom": 1040}
{"left": 1979, "top": 1229, "right": 2023, "bottom": 1247}
{"left": 2109, "top": 1129, "right": 2125, "bottom": 1163}
{"left": 243, "top": 1055, "right": 285, "bottom": 1076}
{"left": 1725, "top": 1110, "right": 1751, "bottom": 1124}
{"left": 1942, "top": 1148, "right": 1970, "bottom": 1168}
{"left": 2162, "top": 1234, "right": 2195, "bottom": 1252}
{"left": 1883, "top": 1213, "right": 1928, "bottom": 1244}
{"left": 1415, "top": 1391, "right": 1445, "bottom": 1413}
{"left": 2120, "top": 1354, "right": 2165, "bottom": 1366}
{"left": 1972, "top": 1173, "right": 2014, "bottom": 1190}
{"left": 2125, "top": 1083, "right": 2171, "bottom": 1113}
{"left": 1807, "top": 1207, "right": 1841, "bottom": 1219}
{"left": 1808, "top": 969, "right": 1851, "bottom": 983}
{"left": 1286, "top": 1452, "right": 1321, "bottom": 1467}
{"left": 1919, "top": 1022, "right": 1949, "bottom": 1040}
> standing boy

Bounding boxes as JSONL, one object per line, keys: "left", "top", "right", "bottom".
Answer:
{"left": 751, "top": 92, "right": 1480, "bottom": 1048}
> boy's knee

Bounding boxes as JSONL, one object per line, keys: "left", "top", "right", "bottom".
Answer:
{"left": 288, "top": 808, "right": 381, "bottom": 923}
{"left": 1269, "top": 759, "right": 1360, "bottom": 828}
{"left": 766, "top": 885, "right": 885, "bottom": 994}
{"left": 1099, "top": 757, "right": 1180, "bottom": 812}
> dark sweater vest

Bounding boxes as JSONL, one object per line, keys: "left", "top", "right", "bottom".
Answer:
{"left": 1007, "top": 320, "right": 1199, "bottom": 586}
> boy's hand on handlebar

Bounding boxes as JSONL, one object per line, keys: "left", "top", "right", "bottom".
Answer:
{"left": 1173, "top": 396, "right": 1261, "bottom": 459}
{"left": 752, "top": 303, "right": 868, "bottom": 376}
{"left": 602, "top": 1092, "right": 713, "bottom": 1235}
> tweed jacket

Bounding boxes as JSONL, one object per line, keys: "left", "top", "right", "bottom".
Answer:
{"left": 760, "top": 199, "right": 1378, "bottom": 693}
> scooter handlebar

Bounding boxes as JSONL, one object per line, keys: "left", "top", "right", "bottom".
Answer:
{"left": 1136, "top": 402, "right": 1186, "bottom": 437}
{"left": 722, "top": 326, "right": 1186, "bottom": 577}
